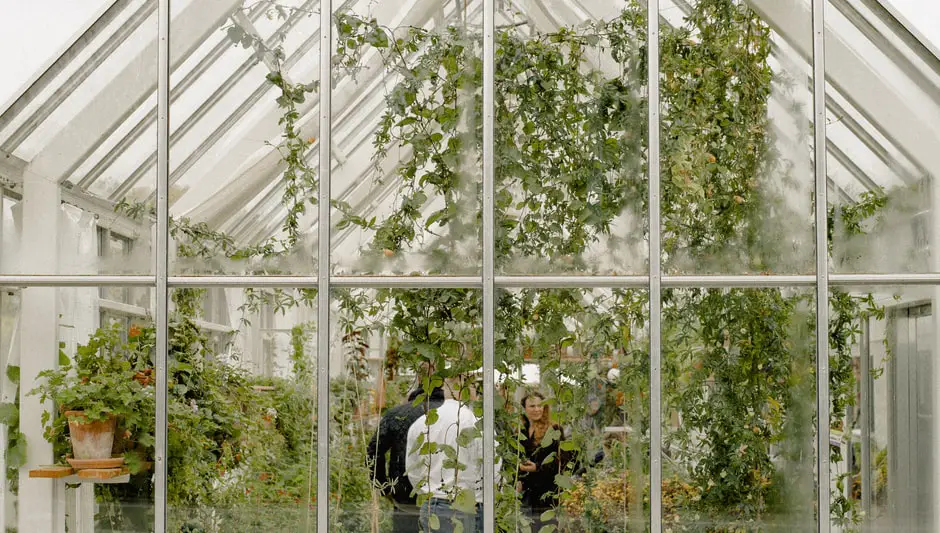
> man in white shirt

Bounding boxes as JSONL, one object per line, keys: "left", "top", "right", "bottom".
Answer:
{"left": 406, "top": 395, "right": 484, "bottom": 533}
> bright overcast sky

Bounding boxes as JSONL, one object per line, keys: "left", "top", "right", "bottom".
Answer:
{"left": 888, "top": 0, "right": 940, "bottom": 50}
{"left": 0, "top": 0, "right": 938, "bottom": 114}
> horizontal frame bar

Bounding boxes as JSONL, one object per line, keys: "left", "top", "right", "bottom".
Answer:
{"left": 3, "top": 273, "right": 940, "bottom": 288}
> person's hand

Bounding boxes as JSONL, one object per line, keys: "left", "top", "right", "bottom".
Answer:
{"left": 520, "top": 460, "right": 537, "bottom": 473}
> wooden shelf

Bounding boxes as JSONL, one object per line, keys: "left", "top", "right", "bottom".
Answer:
{"left": 29, "top": 466, "right": 74, "bottom": 478}
{"left": 29, "top": 466, "right": 130, "bottom": 483}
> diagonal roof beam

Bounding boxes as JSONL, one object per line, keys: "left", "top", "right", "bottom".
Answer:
{"left": 24, "top": 0, "right": 243, "bottom": 185}
{"left": 106, "top": 0, "right": 317, "bottom": 200}
{"left": 747, "top": 0, "right": 940, "bottom": 178}
{"left": 0, "top": 0, "right": 145, "bottom": 149}
{"left": 74, "top": 0, "right": 273, "bottom": 192}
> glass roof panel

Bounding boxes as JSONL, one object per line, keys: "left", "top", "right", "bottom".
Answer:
{"left": 885, "top": 0, "right": 940, "bottom": 54}
{"left": 0, "top": 0, "right": 113, "bottom": 106}
{"left": 2, "top": 0, "right": 939, "bottom": 250}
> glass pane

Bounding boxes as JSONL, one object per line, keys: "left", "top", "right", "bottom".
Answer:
{"left": 495, "top": 2, "right": 649, "bottom": 276}
{"left": 16, "top": 286, "right": 154, "bottom": 531}
{"left": 831, "top": 285, "right": 938, "bottom": 531}
{"left": 330, "top": 288, "right": 482, "bottom": 530}
{"left": 169, "top": 1, "right": 320, "bottom": 275}
{"left": 330, "top": 1, "right": 482, "bottom": 275}
{"left": 660, "top": 0, "right": 815, "bottom": 275}
{"left": 0, "top": 2, "right": 157, "bottom": 275}
{"left": 826, "top": 0, "right": 940, "bottom": 274}
{"left": 497, "top": 288, "right": 650, "bottom": 532}
{"left": 663, "top": 287, "right": 817, "bottom": 530}
{"left": 167, "top": 286, "right": 317, "bottom": 530}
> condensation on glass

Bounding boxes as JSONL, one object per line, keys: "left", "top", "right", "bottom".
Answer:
{"left": 1, "top": 0, "right": 939, "bottom": 532}
{"left": 495, "top": 288, "right": 651, "bottom": 531}
{"left": 660, "top": 0, "right": 816, "bottom": 275}
{"left": 4, "top": 286, "right": 156, "bottom": 532}
{"left": 166, "top": 286, "right": 318, "bottom": 531}
{"left": 494, "top": 2, "right": 649, "bottom": 276}
{"left": 167, "top": 0, "right": 322, "bottom": 276}
{"left": 328, "top": 0, "right": 483, "bottom": 276}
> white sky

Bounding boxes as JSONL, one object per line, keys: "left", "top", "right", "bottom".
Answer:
{"left": 0, "top": 0, "right": 108, "bottom": 107}
{"left": 888, "top": 0, "right": 940, "bottom": 52}
{"left": 0, "top": 0, "right": 938, "bottom": 119}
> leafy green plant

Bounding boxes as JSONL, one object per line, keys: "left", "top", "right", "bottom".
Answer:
{"left": 0, "top": 365, "right": 26, "bottom": 494}
{"left": 29, "top": 324, "right": 155, "bottom": 464}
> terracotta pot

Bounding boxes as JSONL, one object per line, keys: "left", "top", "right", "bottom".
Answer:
{"left": 65, "top": 411, "right": 117, "bottom": 460}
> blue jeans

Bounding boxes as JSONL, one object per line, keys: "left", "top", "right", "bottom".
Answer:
{"left": 419, "top": 498, "right": 482, "bottom": 533}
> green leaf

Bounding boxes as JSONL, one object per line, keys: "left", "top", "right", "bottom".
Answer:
{"left": 7, "top": 438, "right": 26, "bottom": 469}
{"left": 540, "top": 427, "right": 561, "bottom": 447}
{"left": 6, "top": 366, "right": 19, "bottom": 385}
{"left": 451, "top": 488, "right": 477, "bottom": 514}
{"left": 554, "top": 474, "right": 574, "bottom": 490}
{"left": 429, "top": 513, "right": 440, "bottom": 530}
{"left": 0, "top": 403, "right": 18, "bottom": 425}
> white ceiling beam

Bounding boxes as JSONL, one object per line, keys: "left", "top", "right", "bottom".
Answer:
{"left": 747, "top": 0, "right": 940, "bottom": 176}
{"left": 0, "top": 0, "right": 145, "bottom": 149}
{"left": 25, "top": 0, "right": 242, "bottom": 185}
{"left": 180, "top": 0, "right": 441, "bottom": 227}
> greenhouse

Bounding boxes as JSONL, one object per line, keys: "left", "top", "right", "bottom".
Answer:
{"left": 0, "top": 0, "right": 938, "bottom": 531}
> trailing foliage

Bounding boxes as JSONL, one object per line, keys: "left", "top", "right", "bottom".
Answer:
{"left": 55, "top": 0, "right": 890, "bottom": 531}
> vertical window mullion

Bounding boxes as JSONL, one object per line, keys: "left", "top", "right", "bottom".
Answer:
{"left": 647, "top": 0, "right": 663, "bottom": 531}
{"left": 317, "top": 0, "right": 333, "bottom": 530}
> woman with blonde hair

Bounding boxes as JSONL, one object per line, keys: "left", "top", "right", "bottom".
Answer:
{"left": 518, "top": 391, "right": 566, "bottom": 530}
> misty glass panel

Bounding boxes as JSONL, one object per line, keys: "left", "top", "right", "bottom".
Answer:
{"left": 330, "top": 288, "right": 483, "bottom": 531}
{"left": 495, "top": 1, "right": 649, "bottom": 275}
{"left": 496, "top": 288, "right": 651, "bottom": 532}
{"left": 169, "top": 0, "right": 320, "bottom": 275}
{"left": 330, "top": 1, "right": 482, "bottom": 276}
{"left": 0, "top": 1, "right": 157, "bottom": 275}
{"left": 167, "top": 286, "right": 317, "bottom": 531}
{"left": 831, "top": 285, "right": 939, "bottom": 532}
{"left": 663, "top": 287, "right": 817, "bottom": 530}
{"left": 660, "top": 0, "right": 815, "bottom": 275}
{"left": 826, "top": 0, "right": 940, "bottom": 274}
{"left": 14, "top": 286, "right": 155, "bottom": 532}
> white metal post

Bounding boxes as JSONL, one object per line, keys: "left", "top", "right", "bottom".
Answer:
{"left": 155, "top": 0, "right": 170, "bottom": 531}
{"left": 317, "top": 0, "right": 332, "bottom": 530}
{"left": 17, "top": 168, "right": 60, "bottom": 533}
{"left": 812, "top": 0, "right": 830, "bottom": 530}
{"left": 647, "top": 0, "right": 662, "bottom": 531}
{"left": 482, "top": 0, "right": 496, "bottom": 531}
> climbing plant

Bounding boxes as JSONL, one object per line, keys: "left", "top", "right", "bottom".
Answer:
{"left": 84, "top": 0, "right": 890, "bottom": 531}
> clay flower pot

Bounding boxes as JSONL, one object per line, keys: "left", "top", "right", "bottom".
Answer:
{"left": 65, "top": 410, "right": 117, "bottom": 460}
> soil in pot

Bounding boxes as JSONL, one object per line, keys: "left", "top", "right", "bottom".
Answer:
{"left": 65, "top": 410, "right": 117, "bottom": 460}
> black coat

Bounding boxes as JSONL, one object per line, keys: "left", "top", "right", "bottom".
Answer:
{"left": 366, "top": 388, "right": 444, "bottom": 504}
{"left": 519, "top": 419, "right": 567, "bottom": 510}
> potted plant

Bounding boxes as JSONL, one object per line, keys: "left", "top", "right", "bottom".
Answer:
{"left": 30, "top": 324, "right": 155, "bottom": 467}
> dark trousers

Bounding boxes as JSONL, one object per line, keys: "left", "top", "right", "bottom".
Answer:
{"left": 390, "top": 501, "right": 420, "bottom": 533}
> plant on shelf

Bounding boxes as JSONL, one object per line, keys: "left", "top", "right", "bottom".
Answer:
{"left": 30, "top": 323, "right": 155, "bottom": 467}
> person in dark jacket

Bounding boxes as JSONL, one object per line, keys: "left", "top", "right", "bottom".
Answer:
{"left": 367, "top": 387, "right": 445, "bottom": 533}
{"left": 518, "top": 391, "right": 567, "bottom": 532}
